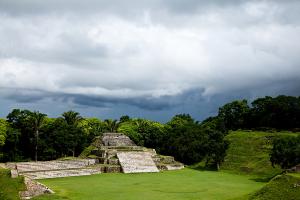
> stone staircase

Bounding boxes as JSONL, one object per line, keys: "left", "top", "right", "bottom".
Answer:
{"left": 117, "top": 152, "right": 159, "bottom": 173}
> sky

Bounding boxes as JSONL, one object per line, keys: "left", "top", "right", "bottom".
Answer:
{"left": 0, "top": 0, "right": 300, "bottom": 122}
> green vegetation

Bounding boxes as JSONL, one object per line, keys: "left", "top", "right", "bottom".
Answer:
{"left": 270, "top": 135, "right": 300, "bottom": 169}
{"left": 34, "top": 169, "right": 264, "bottom": 200}
{"left": 2, "top": 111, "right": 228, "bottom": 170}
{"left": 221, "top": 131, "right": 299, "bottom": 179}
{"left": 218, "top": 95, "right": 300, "bottom": 130}
{"left": 249, "top": 174, "right": 300, "bottom": 200}
{"left": 0, "top": 169, "right": 25, "bottom": 200}
{"left": 0, "top": 119, "right": 8, "bottom": 160}
{"left": 1, "top": 95, "right": 300, "bottom": 199}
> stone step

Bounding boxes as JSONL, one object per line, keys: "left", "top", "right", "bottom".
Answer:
{"left": 20, "top": 168, "right": 101, "bottom": 179}
{"left": 12, "top": 159, "right": 97, "bottom": 173}
{"left": 117, "top": 152, "right": 159, "bottom": 173}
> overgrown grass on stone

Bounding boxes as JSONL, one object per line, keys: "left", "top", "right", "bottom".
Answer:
{"left": 249, "top": 174, "right": 300, "bottom": 200}
{"left": 221, "top": 130, "right": 299, "bottom": 179}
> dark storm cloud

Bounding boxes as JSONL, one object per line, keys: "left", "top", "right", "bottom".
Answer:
{"left": 3, "top": 88, "right": 204, "bottom": 111}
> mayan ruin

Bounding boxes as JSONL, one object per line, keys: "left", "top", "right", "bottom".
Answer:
{"left": 4, "top": 133, "right": 184, "bottom": 199}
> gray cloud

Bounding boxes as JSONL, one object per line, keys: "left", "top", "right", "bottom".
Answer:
{"left": 0, "top": 0, "right": 300, "bottom": 121}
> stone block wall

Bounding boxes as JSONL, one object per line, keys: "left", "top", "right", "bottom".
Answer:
{"left": 102, "top": 133, "right": 136, "bottom": 146}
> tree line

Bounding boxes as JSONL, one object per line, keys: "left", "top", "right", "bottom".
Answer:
{"left": 0, "top": 95, "right": 299, "bottom": 170}
{"left": 0, "top": 111, "right": 227, "bottom": 169}
{"left": 217, "top": 95, "right": 300, "bottom": 131}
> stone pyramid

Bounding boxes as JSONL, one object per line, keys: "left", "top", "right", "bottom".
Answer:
{"left": 90, "top": 132, "right": 184, "bottom": 173}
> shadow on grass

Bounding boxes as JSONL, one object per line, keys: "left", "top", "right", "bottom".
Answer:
{"left": 189, "top": 162, "right": 280, "bottom": 183}
{"left": 188, "top": 162, "right": 218, "bottom": 172}
{"left": 250, "top": 177, "right": 273, "bottom": 183}
{"left": 250, "top": 173, "right": 280, "bottom": 183}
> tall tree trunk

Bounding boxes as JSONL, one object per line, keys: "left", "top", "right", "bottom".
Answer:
{"left": 35, "top": 129, "right": 39, "bottom": 162}
{"left": 216, "top": 162, "right": 220, "bottom": 171}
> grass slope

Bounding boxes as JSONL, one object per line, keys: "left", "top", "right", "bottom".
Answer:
{"left": 221, "top": 130, "right": 299, "bottom": 179}
{"left": 249, "top": 174, "right": 300, "bottom": 200}
{"left": 0, "top": 169, "right": 25, "bottom": 200}
{"left": 35, "top": 169, "right": 264, "bottom": 200}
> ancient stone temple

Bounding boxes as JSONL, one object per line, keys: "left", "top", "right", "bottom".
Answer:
{"left": 6, "top": 133, "right": 183, "bottom": 179}
{"left": 90, "top": 132, "right": 184, "bottom": 173}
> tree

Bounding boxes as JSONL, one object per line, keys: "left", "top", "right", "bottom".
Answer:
{"left": 118, "top": 120, "right": 141, "bottom": 145}
{"left": 119, "top": 115, "right": 130, "bottom": 123}
{"left": 0, "top": 119, "right": 8, "bottom": 160}
{"left": 270, "top": 135, "right": 300, "bottom": 170}
{"left": 0, "top": 119, "right": 7, "bottom": 147}
{"left": 167, "top": 114, "right": 195, "bottom": 128}
{"left": 28, "top": 111, "right": 47, "bottom": 162}
{"left": 104, "top": 119, "right": 119, "bottom": 132}
{"left": 82, "top": 118, "right": 105, "bottom": 142}
{"left": 163, "top": 122, "right": 208, "bottom": 164}
{"left": 62, "top": 111, "right": 82, "bottom": 126}
{"left": 251, "top": 95, "right": 300, "bottom": 129}
{"left": 205, "top": 129, "right": 229, "bottom": 170}
{"left": 161, "top": 114, "right": 229, "bottom": 168}
{"left": 200, "top": 116, "right": 226, "bottom": 133}
{"left": 218, "top": 100, "right": 250, "bottom": 130}
{"left": 6, "top": 109, "right": 34, "bottom": 160}
{"left": 61, "top": 111, "right": 86, "bottom": 157}
{"left": 2, "top": 127, "right": 21, "bottom": 161}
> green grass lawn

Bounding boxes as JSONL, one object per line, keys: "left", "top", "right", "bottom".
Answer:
{"left": 35, "top": 168, "right": 265, "bottom": 200}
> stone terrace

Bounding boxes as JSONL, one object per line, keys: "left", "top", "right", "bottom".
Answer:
{"left": 6, "top": 159, "right": 100, "bottom": 179}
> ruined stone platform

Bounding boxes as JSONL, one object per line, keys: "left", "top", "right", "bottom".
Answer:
{"left": 6, "top": 159, "right": 100, "bottom": 180}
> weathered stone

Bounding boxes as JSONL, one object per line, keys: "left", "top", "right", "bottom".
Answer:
{"left": 102, "top": 133, "right": 136, "bottom": 146}
{"left": 166, "top": 164, "right": 184, "bottom": 170}
{"left": 21, "top": 168, "right": 101, "bottom": 179}
{"left": 156, "top": 164, "right": 168, "bottom": 171}
{"left": 108, "top": 158, "right": 119, "bottom": 165}
{"left": 117, "top": 152, "right": 159, "bottom": 173}
{"left": 19, "top": 177, "right": 54, "bottom": 199}
{"left": 6, "top": 159, "right": 99, "bottom": 179}
{"left": 105, "top": 165, "right": 121, "bottom": 173}
{"left": 106, "top": 150, "right": 118, "bottom": 159}
{"left": 98, "top": 157, "right": 107, "bottom": 164}
{"left": 159, "top": 156, "right": 175, "bottom": 164}
{"left": 11, "top": 169, "right": 18, "bottom": 178}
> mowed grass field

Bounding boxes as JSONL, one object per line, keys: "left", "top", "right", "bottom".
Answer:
{"left": 35, "top": 168, "right": 264, "bottom": 200}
